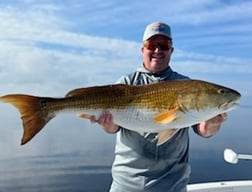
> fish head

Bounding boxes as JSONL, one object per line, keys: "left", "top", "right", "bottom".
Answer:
{"left": 177, "top": 80, "right": 241, "bottom": 113}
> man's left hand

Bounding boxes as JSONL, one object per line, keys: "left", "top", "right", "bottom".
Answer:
{"left": 197, "top": 113, "right": 227, "bottom": 137}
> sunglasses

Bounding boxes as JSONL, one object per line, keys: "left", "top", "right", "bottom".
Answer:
{"left": 144, "top": 40, "right": 172, "bottom": 51}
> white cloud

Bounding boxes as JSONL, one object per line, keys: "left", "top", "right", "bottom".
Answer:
{"left": 0, "top": 4, "right": 141, "bottom": 96}
{"left": 173, "top": 49, "right": 252, "bottom": 73}
{"left": 0, "top": 40, "right": 140, "bottom": 95}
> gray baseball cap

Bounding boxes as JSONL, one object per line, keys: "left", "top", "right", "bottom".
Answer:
{"left": 143, "top": 22, "right": 172, "bottom": 41}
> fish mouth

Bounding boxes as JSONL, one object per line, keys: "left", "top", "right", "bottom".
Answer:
{"left": 219, "top": 101, "right": 239, "bottom": 112}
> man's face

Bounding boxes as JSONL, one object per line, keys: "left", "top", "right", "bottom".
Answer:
{"left": 142, "top": 35, "right": 173, "bottom": 73}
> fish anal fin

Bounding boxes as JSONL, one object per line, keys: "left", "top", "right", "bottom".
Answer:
{"left": 157, "top": 129, "right": 178, "bottom": 145}
{"left": 154, "top": 108, "right": 178, "bottom": 124}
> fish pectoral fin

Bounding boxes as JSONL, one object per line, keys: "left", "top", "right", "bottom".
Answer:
{"left": 157, "top": 129, "right": 178, "bottom": 145}
{"left": 154, "top": 108, "right": 178, "bottom": 124}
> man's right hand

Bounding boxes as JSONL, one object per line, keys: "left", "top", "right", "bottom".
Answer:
{"left": 89, "top": 111, "right": 120, "bottom": 134}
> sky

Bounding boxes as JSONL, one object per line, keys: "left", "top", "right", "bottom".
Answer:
{"left": 0, "top": 0, "right": 252, "bottom": 162}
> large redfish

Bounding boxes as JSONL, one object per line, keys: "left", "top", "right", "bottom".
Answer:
{"left": 0, "top": 80, "right": 241, "bottom": 145}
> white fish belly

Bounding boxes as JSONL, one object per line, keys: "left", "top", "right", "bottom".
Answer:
{"left": 72, "top": 106, "right": 225, "bottom": 133}
{"left": 111, "top": 107, "right": 225, "bottom": 133}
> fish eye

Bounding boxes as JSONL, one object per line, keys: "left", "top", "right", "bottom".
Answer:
{"left": 218, "top": 89, "right": 225, "bottom": 94}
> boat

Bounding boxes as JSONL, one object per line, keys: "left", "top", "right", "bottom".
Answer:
{"left": 187, "top": 180, "right": 252, "bottom": 192}
{"left": 187, "top": 149, "right": 252, "bottom": 192}
{"left": 188, "top": 180, "right": 252, "bottom": 191}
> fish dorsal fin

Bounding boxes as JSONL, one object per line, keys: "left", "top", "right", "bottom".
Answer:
{"left": 65, "top": 87, "right": 93, "bottom": 97}
{"left": 65, "top": 84, "right": 126, "bottom": 98}
{"left": 157, "top": 129, "right": 178, "bottom": 145}
{"left": 154, "top": 107, "right": 179, "bottom": 124}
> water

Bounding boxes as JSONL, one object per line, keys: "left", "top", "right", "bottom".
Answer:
{"left": 0, "top": 154, "right": 113, "bottom": 192}
{"left": 190, "top": 151, "right": 252, "bottom": 183}
{"left": 1, "top": 147, "right": 252, "bottom": 191}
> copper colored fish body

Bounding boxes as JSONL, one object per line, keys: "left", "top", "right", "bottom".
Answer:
{"left": 0, "top": 80, "right": 241, "bottom": 145}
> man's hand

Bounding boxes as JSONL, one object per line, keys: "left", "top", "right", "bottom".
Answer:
{"left": 89, "top": 111, "right": 120, "bottom": 134}
{"left": 197, "top": 113, "right": 227, "bottom": 137}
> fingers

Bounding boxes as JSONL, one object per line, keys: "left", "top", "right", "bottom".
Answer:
{"left": 207, "top": 113, "right": 227, "bottom": 125}
{"left": 219, "top": 113, "right": 227, "bottom": 122}
{"left": 197, "top": 113, "right": 228, "bottom": 137}
{"left": 89, "top": 111, "right": 113, "bottom": 126}
{"left": 89, "top": 111, "right": 120, "bottom": 133}
{"left": 90, "top": 115, "right": 98, "bottom": 123}
{"left": 97, "top": 111, "right": 113, "bottom": 126}
{"left": 208, "top": 113, "right": 227, "bottom": 126}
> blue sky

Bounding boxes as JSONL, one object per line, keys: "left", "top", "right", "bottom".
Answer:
{"left": 0, "top": 0, "right": 251, "bottom": 160}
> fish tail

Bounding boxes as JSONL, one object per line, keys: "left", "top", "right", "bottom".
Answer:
{"left": 0, "top": 94, "right": 55, "bottom": 145}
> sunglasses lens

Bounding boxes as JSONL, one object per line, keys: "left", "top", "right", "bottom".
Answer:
{"left": 144, "top": 41, "right": 171, "bottom": 51}
{"left": 144, "top": 41, "right": 156, "bottom": 50}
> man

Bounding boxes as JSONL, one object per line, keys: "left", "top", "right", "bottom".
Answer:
{"left": 90, "top": 22, "right": 227, "bottom": 192}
